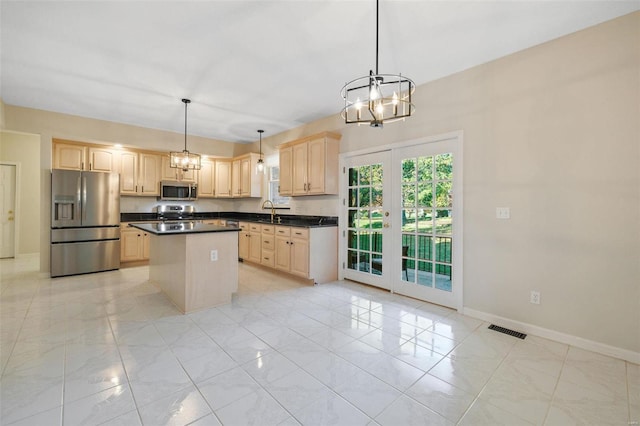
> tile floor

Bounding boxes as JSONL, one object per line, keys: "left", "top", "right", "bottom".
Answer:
{"left": 1, "top": 254, "right": 637, "bottom": 425}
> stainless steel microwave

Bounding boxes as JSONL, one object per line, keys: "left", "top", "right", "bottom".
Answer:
{"left": 160, "top": 181, "right": 198, "bottom": 201}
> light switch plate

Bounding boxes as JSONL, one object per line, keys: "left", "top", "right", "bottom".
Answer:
{"left": 496, "top": 207, "right": 510, "bottom": 219}
{"left": 210, "top": 250, "right": 218, "bottom": 261}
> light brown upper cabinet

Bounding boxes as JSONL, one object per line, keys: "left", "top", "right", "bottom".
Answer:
{"left": 198, "top": 158, "right": 216, "bottom": 198}
{"left": 88, "top": 146, "right": 119, "bottom": 172}
{"left": 54, "top": 140, "right": 119, "bottom": 172}
{"left": 231, "top": 153, "right": 261, "bottom": 198}
{"left": 278, "top": 132, "right": 340, "bottom": 196}
{"left": 161, "top": 155, "right": 198, "bottom": 183}
{"left": 215, "top": 159, "right": 232, "bottom": 198}
{"left": 53, "top": 141, "right": 87, "bottom": 170}
{"left": 119, "top": 151, "right": 161, "bottom": 196}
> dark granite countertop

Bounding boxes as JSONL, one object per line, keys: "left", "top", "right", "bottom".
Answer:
{"left": 121, "top": 212, "right": 338, "bottom": 228}
{"left": 130, "top": 222, "right": 240, "bottom": 236}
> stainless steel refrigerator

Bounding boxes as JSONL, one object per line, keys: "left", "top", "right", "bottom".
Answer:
{"left": 51, "top": 169, "right": 120, "bottom": 277}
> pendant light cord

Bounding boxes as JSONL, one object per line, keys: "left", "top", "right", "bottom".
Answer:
{"left": 182, "top": 98, "right": 190, "bottom": 152}
{"left": 375, "top": 0, "right": 379, "bottom": 75}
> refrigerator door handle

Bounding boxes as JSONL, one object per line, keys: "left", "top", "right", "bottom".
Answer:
{"left": 81, "top": 176, "right": 87, "bottom": 222}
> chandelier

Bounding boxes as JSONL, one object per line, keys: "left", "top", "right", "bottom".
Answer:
{"left": 170, "top": 98, "right": 201, "bottom": 172}
{"left": 341, "top": 0, "right": 415, "bottom": 128}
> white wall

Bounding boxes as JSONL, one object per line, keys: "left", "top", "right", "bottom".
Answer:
{"left": 2, "top": 12, "right": 638, "bottom": 356}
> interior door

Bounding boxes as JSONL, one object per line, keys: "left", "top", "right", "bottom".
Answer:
{"left": 0, "top": 164, "right": 16, "bottom": 258}
{"left": 343, "top": 151, "right": 392, "bottom": 290}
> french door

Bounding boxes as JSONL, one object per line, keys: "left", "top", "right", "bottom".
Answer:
{"left": 342, "top": 133, "right": 462, "bottom": 310}
{"left": 343, "top": 151, "right": 393, "bottom": 290}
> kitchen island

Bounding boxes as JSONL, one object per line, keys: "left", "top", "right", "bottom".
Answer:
{"left": 130, "top": 222, "right": 240, "bottom": 314}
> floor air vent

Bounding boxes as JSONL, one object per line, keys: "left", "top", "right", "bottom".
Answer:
{"left": 488, "top": 324, "right": 527, "bottom": 340}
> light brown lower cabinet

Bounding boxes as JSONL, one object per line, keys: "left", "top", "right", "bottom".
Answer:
{"left": 120, "top": 223, "right": 151, "bottom": 262}
{"left": 243, "top": 223, "right": 337, "bottom": 284}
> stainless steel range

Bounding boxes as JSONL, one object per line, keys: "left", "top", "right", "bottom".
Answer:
{"left": 155, "top": 205, "right": 197, "bottom": 221}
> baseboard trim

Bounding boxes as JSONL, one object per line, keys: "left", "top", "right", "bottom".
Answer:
{"left": 463, "top": 307, "right": 640, "bottom": 365}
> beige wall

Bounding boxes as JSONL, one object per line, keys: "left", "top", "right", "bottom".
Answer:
{"left": 252, "top": 13, "right": 640, "bottom": 355}
{"left": 0, "top": 131, "right": 41, "bottom": 254}
{"left": 1, "top": 12, "right": 638, "bottom": 355}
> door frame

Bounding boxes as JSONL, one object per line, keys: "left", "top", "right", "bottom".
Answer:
{"left": 338, "top": 130, "right": 464, "bottom": 312}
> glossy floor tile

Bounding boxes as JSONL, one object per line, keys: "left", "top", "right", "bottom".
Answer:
{"left": 0, "top": 254, "right": 636, "bottom": 425}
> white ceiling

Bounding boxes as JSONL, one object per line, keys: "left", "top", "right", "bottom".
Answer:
{"left": 1, "top": 1, "right": 638, "bottom": 144}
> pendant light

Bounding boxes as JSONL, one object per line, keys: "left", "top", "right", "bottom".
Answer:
{"left": 170, "top": 98, "right": 201, "bottom": 172}
{"left": 256, "top": 129, "right": 265, "bottom": 173}
{"left": 341, "top": 0, "right": 415, "bottom": 127}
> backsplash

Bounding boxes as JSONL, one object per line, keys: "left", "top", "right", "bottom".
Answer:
{"left": 120, "top": 194, "right": 340, "bottom": 217}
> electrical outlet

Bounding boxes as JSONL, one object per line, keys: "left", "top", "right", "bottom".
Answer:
{"left": 530, "top": 290, "right": 540, "bottom": 305}
{"left": 496, "top": 207, "right": 510, "bottom": 219}
{"left": 210, "top": 250, "right": 218, "bottom": 262}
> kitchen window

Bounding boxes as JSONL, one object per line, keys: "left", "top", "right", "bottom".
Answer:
{"left": 269, "top": 166, "right": 290, "bottom": 206}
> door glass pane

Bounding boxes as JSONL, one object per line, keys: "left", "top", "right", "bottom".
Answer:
{"left": 417, "top": 183, "right": 432, "bottom": 207}
{"left": 371, "top": 187, "right": 383, "bottom": 207}
{"left": 358, "top": 252, "right": 370, "bottom": 272}
{"left": 372, "top": 254, "right": 382, "bottom": 275}
{"left": 371, "top": 164, "right": 382, "bottom": 184}
{"left": 349, "top": 167, "right": 358, "bottom": 186}
{"left": 348, "top": 210, "right": 357, "bottom": 228}
{"left": 346, "top": 160, "right": 385, "bottom": 280}
{"left": 348, "top": 188, "right": 357, "bottom": 207}
{"left": 417, "top": 261, "right": 434, "bottom": 287}
{"left": 402, "top": 234, "right": 415, "bottom": 258}
{"left": 347, "top": 250, "right": 358, "bottom": 270}
{"left": 417, "top": 235, "right": 432, "bottom": 260}
{"left": 402, "top": 159, "right": 416, "bottom": 182}
{"left": 436, "top": 181, "right": 452, "bottom": 207}
{"left": 360, "top": 231, "right": 371, "bottom": 251}
{"left": 402, "top": 209, "right": 416, "bottom": 232}
{"left": 435, "top": 210, "right": 452, "bottom": 235}
{"left": 400, "top": 153, "right": 453, "bottom": 291}
{"left": 358, "top": 187, "right": 370, "bottom": 207}
{"left": 348, "top": 230, "right": 357, "bottom": 249}
{"left": 417, "top": 157, "right": 433, "bottom": 181}
{"left": 371, "top": 231, "right": 382, "bottom": 253}
{"left": 435, "top": 264, "right": 452, "bottom": 291}
{"left": 402, "top": 183, "right": 415, "bottom": 207}
{"left": 359, "top": 165, "right": 370, "bottom": 185}
{"left": 357, "top": 209, "right": 370, "bottom": 228}
{"left": 435, "top": 153, "right": 452, "bottom": 180}
{"left": 435, "top": 237, "right": 452, "bottom": 263}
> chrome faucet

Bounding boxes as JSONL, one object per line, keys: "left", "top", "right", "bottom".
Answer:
{"left": 261, "top": 199, "right": 275, "bottom": 223}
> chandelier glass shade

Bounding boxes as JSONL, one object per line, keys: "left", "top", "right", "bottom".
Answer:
{"left": 341, "top": 0, "right": 415, "bottom": 128}
{"left": 170, "top": 98, "right": 201, "bottom": 172}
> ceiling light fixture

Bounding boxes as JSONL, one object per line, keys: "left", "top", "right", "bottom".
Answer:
{"left": 341, "top": 0, "right": 415, "bottom": 128}
{"left": 170, "top": 98, "right": 201, "bottom": 172}
{"left": 256, "top": 129, "right": 265, "bottom": 173}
